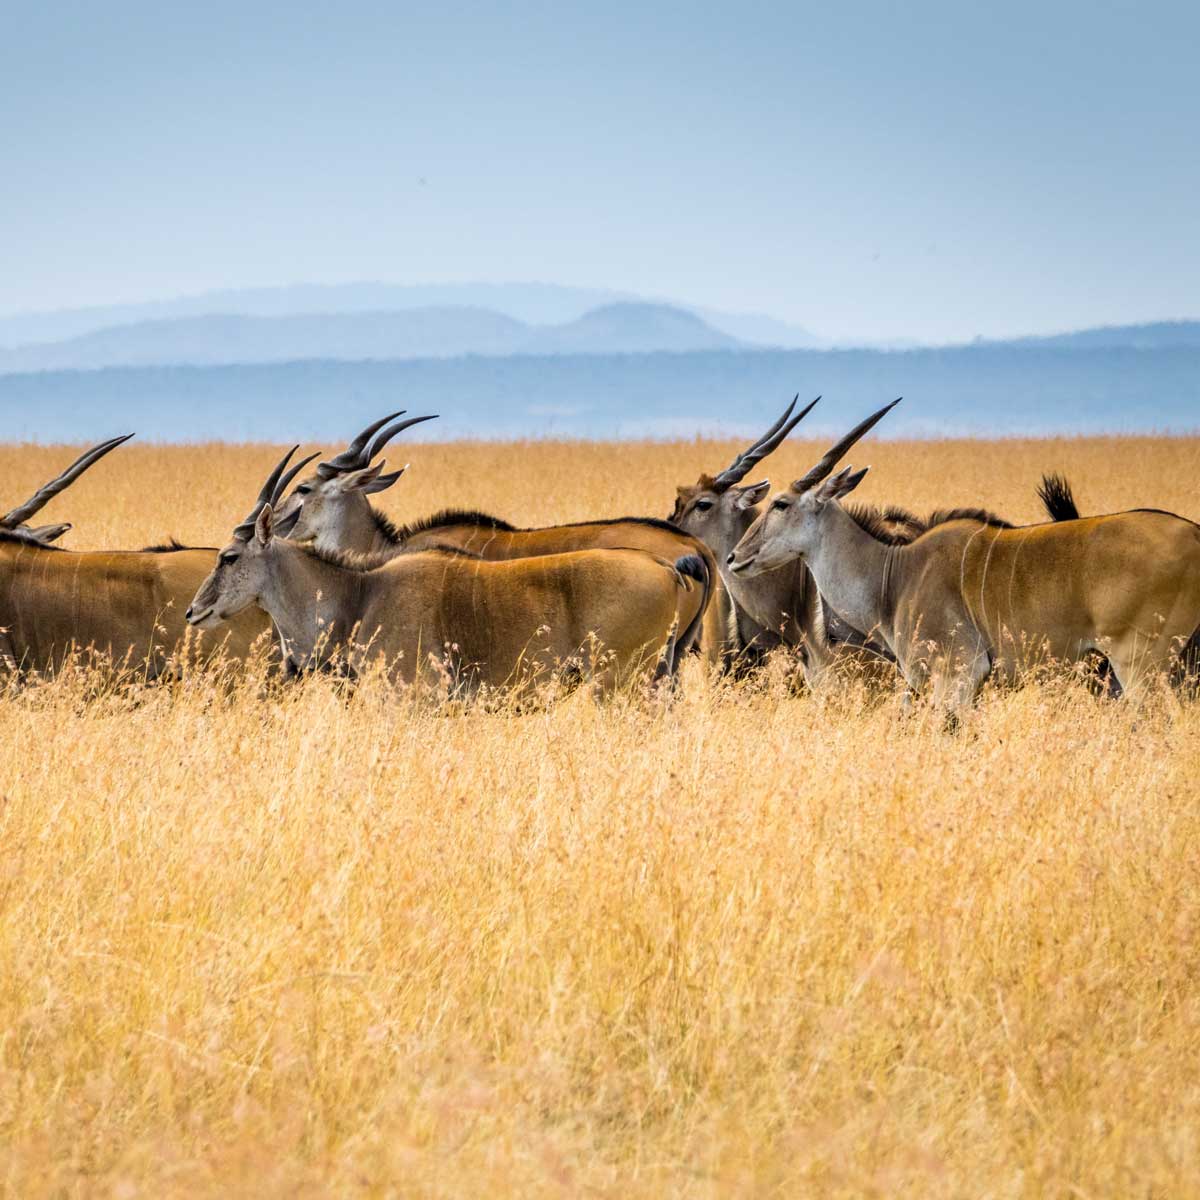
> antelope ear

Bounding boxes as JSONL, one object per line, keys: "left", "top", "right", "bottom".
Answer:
{"left": 834, "top": 466, "right": 870, "bottom": 498}
{"left": 338, "top": 462, "right": 387, "bottom": 492}
{"left": 735, "top": 480, "right": 770, "bottom": 508}
{"left": 361, "top": 464, "right": 407, "bottom": 494}
{"left": 255, "top": 503, "right": 275, "bottom": 546}
{"left": 818, "top": 465, "right": 869, "bottom": 501}
{"left": 273, "top": 505, "right": 302, "bottom": 538}
{"left": 28, "top": 522, "right": 71, "bottom": 543}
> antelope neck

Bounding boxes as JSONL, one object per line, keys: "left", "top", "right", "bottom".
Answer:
{"left": 264, "top": 541, "right": 367, "bottom": 666}
{"left": 802, "top": 502, "right": 894, "bottom": 640}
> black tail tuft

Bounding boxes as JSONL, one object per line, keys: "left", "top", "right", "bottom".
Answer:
{"left": 1038, "top": 473, "right": 1081, "bottom": 522}
{"left": 674, "top": 553, "right": 707, "bottom": 585}
{"left": 660, "top": 551, "right": 713, "bottom": 678}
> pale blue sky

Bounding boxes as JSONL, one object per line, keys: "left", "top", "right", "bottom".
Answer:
{"left": 2, "top": 0, "right": 1197, "bottom": 342}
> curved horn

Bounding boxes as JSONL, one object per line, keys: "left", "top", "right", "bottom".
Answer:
{"left": 273, "top": 450, "right": 320, "bottom": 503}
{"left": 792, "top": 398, "right": 901, "bottom": 493}
{"left": 711, "top": 396, "right": 819, "bottom": 491}
{"left": 232, "top": 446, "right": 319, "bottom": 540}
{"left": 2, "top": 433, "right": 135, "bottom": 528}
{"left": 364, "top": 413, "right": 438, "bottom": 463}
{"left": 316, "top": 411, "right": 406, "bottom": 478}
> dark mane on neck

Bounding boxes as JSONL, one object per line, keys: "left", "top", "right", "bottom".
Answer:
{"left": 389, "top": 509, "right": 687, "bottom": 542}
{"left": 843, "top": 503, "right": 926, "bottom": 545}
{"left": 140, "top": 537, "right": 187, "bottom": 553}
{"left": 386, "top": 507, "right": 516, "bottom": 544}
{"left": 926, "top": 507, "right": 1014, "bottom": 529}
{"left": 370, "top": 507, "right": 404, "bottom": 544}
{"left": 298, "top": 542, "right": 396, "bottom": 572}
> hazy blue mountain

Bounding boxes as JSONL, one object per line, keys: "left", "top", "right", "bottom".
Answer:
{"left": 0, "top": 308, "right": 526, "bottom": 371}
{"left": 0, "top": 282, "right": 821, "bottom": 353}
{"left": 521, "top": 304, "right": 740, "bottom": 354}
{"left": 3, "top": 344, "right": 1196, "bottom": 443}
{"left": 0, "top": 283, "right": 633, "bottom": 347}
{"left": 1010, "top": 320, "right": 1200, "bottom": 350}
{"left": 691, "top": 307, "right": 822, "bottom": 348}
{"left": 0, "top": 303, "right": 746, "bottom": 373}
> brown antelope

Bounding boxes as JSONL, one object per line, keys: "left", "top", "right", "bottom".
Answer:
{"left": 668, "top": 396, "right": 817, "bottom": 665}
{"left": 1032, "top": 472, "right": 1197, "bottom": 697}
{"left": 0, "top": 434, "right": 134, "bottom": 546}
{"left": 188, "top": 449, "right": 713, "bottom": 693}
{"left": 276, "top": 412, "right": 732, "bottom": 666}
{"left": 0, "top": 439, "right": 303, "bottom": 677}
{"left": 729, "top": 400, "right": 1200, "bottom": 716}
{"left": 668, "top": 396, "right": 953, "bottom": 687}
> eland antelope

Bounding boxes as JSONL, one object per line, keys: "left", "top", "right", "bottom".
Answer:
{"left": 0, "top": 437, "right": 291, "bottom": 677}
{"left": 188, "top": 449, "right": 713, "bottom": 693}
{"left": 669, "top": 396, "right": 989, "bottom": 688}
{"left": 729, "top": 400, "right": 1200, "bottom": 715}
{"left": 276, "top": 412, "right": 732, "bottom": 666}
{"left": 669, "top": 396, "right": 817, "bottom": 666}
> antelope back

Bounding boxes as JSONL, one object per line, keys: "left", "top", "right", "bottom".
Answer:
{"left": 0, "top": 541, "right": 270, "bottom": 674}
{"left": 363, "top": 548, "right": 709, "bottom": 693}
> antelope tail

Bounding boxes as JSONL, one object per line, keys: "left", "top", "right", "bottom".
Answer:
{"left": 1037, "top": 473, "right": 1081, "bottom": 522}
{"left": 671, "top": 552, "right": 712, "bottom": 663}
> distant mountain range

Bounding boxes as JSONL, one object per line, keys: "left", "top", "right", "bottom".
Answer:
{"left": 1008, "top": 320, "right": 1200, "bottom": 350}
{"left": 3, "top": 343, "right": 1197, "bottom": 442}
{"left": 0, "top": 282, "right": 1195, "bottom": 440}
{"left": 3, "top": 282, "right": 1196, "bottom": 378}
{"left": 0, "top": 282, "right": 821, "bottom": 355}
{"left": 0, "top": 303, "right": 742, "bottom": 373}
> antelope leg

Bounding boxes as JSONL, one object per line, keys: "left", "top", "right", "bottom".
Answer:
{"left": 0, "top": 631, "right": 16, "bottom": 672}
{"left": 930, "top": 645, "right": 992, "bottom": 723}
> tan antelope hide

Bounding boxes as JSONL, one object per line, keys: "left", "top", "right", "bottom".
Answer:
{"left": 668, "top": 395, "right": 1011, "bottom": 689}
{"left": 275, "top": 412, "right": 730, "bottom": 666}
{"left": 730, "top": 400, "right": 1200, "bottom": 716}
{"left": 189, "top": 449, "right": 713, "bottom": 694}
{"left": 0, "top": 439, "right": 298, "bottom": 676}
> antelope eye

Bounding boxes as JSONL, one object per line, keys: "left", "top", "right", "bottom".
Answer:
{"left": 772, "top": 499, "right": 789, "bottom": 511}
{"left": 219, "top": 551, "right": 240, "bottom": 566}
{"left": 693, "top": 499, "right": 714, "bottom": 513}
{"left": 295, "top": 484, "right": 312, "bottom": 496}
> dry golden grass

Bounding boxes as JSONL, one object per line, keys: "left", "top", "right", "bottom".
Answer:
{"left": 1, "top": 435, "right": 1198, "bottom": 1197}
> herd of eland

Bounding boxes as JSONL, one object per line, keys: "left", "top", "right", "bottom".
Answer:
{"left": 1, "top": 398, "right": 1197, "bottom": 718}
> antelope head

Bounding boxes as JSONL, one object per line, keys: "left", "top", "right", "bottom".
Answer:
{"left": 1, "top": 433, "right": 134, "bottom": 545}
{"left": 668, "top": 396, "right": 818, "bottom": 566}
{"left": 187, "top": 445, "right": 318, "bottom": 628}
{"left": 275, "top": 411, "right": 438, "bottom": 553}
{"left": 729, "top": 399, "right": 901, "bottom": 576}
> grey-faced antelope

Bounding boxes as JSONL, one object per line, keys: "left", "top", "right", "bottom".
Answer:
{"left": 729, "top": 400, "right": 1200, "bottom": 717}
{"left": 188, "top": 449, "right": 712, "bottom": 694}
{"left": 276, "top": 412, "right": 729, "bottom": 666}
{"left": 0, "top": 437, "right": 292, "bottom": 677}
{"left": 668, "top": 395, "right": 937, "bottom": 687}
{"left": 668, "top": 396, "right": 817, "bottom": 667}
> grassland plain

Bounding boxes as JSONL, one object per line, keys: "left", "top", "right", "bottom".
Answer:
{"left": 0, "top": 435, "right": 1198, "bottom": 1197}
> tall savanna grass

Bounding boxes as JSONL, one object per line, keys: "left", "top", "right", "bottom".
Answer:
{"left": 0, "top": 434, "right": 1197, "bottom": 1196}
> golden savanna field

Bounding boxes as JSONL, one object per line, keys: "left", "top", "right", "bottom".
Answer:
{"left": 1, "top": 434, "right": 1198, "bottom": 1197}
